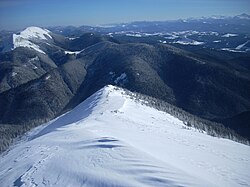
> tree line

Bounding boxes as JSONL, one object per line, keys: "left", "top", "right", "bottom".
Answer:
{"left": 121, "top": 87, "right": 249, "bottom": 145}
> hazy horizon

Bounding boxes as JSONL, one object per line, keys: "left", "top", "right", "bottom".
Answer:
{"left": 0, "top": 0, "right": 250, "bottom": 30}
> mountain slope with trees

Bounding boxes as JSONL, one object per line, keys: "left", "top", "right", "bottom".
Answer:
{"left": 0, "top": 25, "right": 250, "bottom": 152}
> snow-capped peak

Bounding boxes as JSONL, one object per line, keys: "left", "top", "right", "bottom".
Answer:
{"left": 12, "top": 26, "right": 52, "bottom": 54}
{"left": 17, "top": 26, "right": 52, "bottom": 40}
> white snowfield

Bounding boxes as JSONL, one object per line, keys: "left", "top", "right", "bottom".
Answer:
{"left": 1, "top": 85, "right": 250, "bottom": 187}
{"left": 222, "top": 33, "right": 238, "bottom": 38}
{"left": 172, "top": 40, "right": 204, "bottom": 45}
{"left": 64, "top": 49, "right": 84, "bottom": 55}
{"left": 13, "top": 26, "right": 52, "bottom": 54}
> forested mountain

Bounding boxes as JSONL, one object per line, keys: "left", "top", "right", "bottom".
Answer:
{"left": 0, "top": 15, "right": 250, "bottom": 152}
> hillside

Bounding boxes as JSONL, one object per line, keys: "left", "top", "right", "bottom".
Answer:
{"left": 0, "top": 25, "right": 250, "bottom": 153}
{"left": 1, "top": 85, "right": 249, "bottom": 187}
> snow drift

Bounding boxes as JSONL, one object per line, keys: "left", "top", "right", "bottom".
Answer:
{"left": 0, "top": 85, "right": 249, "bottom": 187}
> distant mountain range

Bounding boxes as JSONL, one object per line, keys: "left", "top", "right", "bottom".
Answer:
{"left": 45, "top": 13, "right": 250, "bottom": 36}
{"left": 0, "top": 14, "right": 250, "bottom": 152}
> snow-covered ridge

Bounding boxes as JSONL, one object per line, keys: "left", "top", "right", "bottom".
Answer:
{"left": 12, "top": 26, "right": 52, "bottom": 54}
{"left": 0, "top": 85, "right": 249, "bottom": 187}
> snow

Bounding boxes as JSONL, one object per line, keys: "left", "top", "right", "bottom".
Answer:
{"left": 144, "top": 33, "right": 163, "bottom": 36}
{"left": 67, "top": 37, "right": 79, "bottom": 40}
{"left": 26, "top": 56, "right": 39, "bottom": 70}
{"left": 158, "top": 40, "right": 167, "bottom": 44}
{"left": 0, "top": 85, "right": 249, "bottom": 187}
{"left": 165, "top": 35, "right": 179, "bottom": 40}
{"left": 222, "top": 33, "right": 238, "bottom": 37}
{"left": 44, "top": 75, "right": 51, "bottom": 80}
{"left": 221, "top": 48, "right": 246, "bottom": 53}
{"left": 16, "top": 27, "right": 52, "bottom": 40}
{"left": 96, "top": 24, "right": 117, "bottom": 28}
{"left": 126, "top": 33, "right": 142, "bottom": 37}
{"left": 172, "top": 40, "right": 204, "bottom": 45}
{"left": 12, "top": 35, "right": 46, "bottom": 54}
{"left": 198, "top": 31, "right": 219, "bottom": 36}
{"left": 114, "top": 31, "right": 165, "bottom": 37}
{"left": 236, "top": 41, "right": 249, "bottom": 50}
{"left": 107, "top": 33, "right": 114, "bottom": 37}
{"left": 209, "top": 15, "right": 228, "bottom": 20}
{"left": 11, "top": 72, "right": 17, "bottom": 77}
{"left": 172, "top": 31, "right": 199, "bottom": 36}
{"left": 164, "top": 31, "right": 218, "bottom": 39}
{"left": 29, "top": 56, "right": 39, "bottom": 62}
{"left": 13, "top": 27, "right": 52, "bottom": 54}
{"left": 64, "top": 49, "right": 84, "bottom": 55}
{"left": 164, "top": 32, "right": 205, "bottom": 45}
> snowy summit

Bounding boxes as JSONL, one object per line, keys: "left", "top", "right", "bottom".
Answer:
{"left": 15, "top": 27, "right": 52, "bottom": 40}
{"left": 12, "top": 26, "right": 52, "bottom": 54}
{"left": 0, "top": 85, "right": 249, "bottom": 187}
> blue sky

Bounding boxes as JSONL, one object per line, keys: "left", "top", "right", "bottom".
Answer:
{"left": 0, "top": 0, "right": 249, "bottom": 30}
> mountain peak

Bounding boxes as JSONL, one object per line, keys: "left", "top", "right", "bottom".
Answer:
{"left": 32, "top": 85, "right": 123, "bottom": 138}
{"left": 12, "top": 26, "right": 52, "bottom": 54}
{"left": 19, "top": 26, "right": 52, "bottom": 40}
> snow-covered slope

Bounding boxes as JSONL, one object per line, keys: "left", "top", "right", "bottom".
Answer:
{"left": 0, "top": 85, "right": 249, "bottom": 187}
{"left": 12, "top": 26, "right": 52, "bottom": 54}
